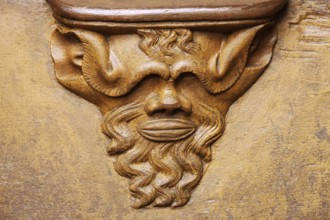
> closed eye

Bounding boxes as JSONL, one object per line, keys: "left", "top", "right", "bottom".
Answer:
{"left": 174, "top": 72, "right": 204, "bottom": 86}
{"left": 176, "top": 72, "right": 196, "bottom": 79}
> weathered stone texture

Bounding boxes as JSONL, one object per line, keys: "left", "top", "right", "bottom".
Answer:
{"left": 0, "top": 0, "right": 329, "bottom": 219}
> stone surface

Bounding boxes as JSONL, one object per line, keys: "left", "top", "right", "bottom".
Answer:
{"left": 0, "top": 0, "right": 329, "bottom": 219}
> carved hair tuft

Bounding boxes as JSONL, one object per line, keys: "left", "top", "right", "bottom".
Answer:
{"left": 138, "top": 29, "right": 200, "bottom": 58}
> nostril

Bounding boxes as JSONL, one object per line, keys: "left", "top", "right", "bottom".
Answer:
{"left": 150, "top": 109, "right": 168, "bottom": 116}
{"left": 152, "top": 107, "right": 187, "bottom": 116}
{"left": 144, "top": 92, "right": 162, "bottom": 116}
{"left": 171, "top": 108, "right": 187, "bottom": 115}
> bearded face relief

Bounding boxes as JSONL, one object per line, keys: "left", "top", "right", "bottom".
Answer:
{"left": 48, "top": 0, "right": 287, "bottom": 209}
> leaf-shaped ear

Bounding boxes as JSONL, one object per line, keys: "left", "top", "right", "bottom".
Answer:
{"left": 217, "top": 25, "right": 266, "bottom": 78}
{"left": 245, "top": 23, "right": 277, "bottom": 71}
{"left": 206, "top": 24, "right": 273, "bottom": 94}
{"left": 50, "top": 26, "right": 107, "bottom": 105}
{"left": 222, "top": 23, "right": 278, "bottom": 101}
{"left": 51, "top": 26, "right": 168, "bottom": 98}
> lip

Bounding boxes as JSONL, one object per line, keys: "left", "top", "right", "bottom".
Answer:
{"left": 138, "top": 118, "right": 196, "bottom": 142}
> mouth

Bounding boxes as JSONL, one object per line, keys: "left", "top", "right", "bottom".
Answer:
{"left": 137, "top": 118, "right": 196, "bottom": 142}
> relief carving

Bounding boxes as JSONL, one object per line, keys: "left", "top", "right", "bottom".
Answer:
{"left": 48, "top": 0, "right": 288, "bottom": 208}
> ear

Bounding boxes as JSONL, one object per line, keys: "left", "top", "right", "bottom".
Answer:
{"left": 244, "top": 23, "right": 278, "bottom": 71}
{"left": 206, "top": 23, "right": 277, "bottom": 94}
{"left": 51, "top": 25, "right": 149, "bottom": 98}
{"left": 222, "top": 23, "right": 278, "bottom": 101}
{"left": 50, "top": 25, "right": 108, "bottom": 105}
{"left": 216, "top": 25, "right": 268, "bottom": 79}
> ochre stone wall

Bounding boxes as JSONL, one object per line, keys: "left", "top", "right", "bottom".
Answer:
{"left": 0, "top": 0, "right": 329, "bottom": 219}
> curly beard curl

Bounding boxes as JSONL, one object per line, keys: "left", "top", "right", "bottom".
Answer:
{"left": 102, "top": 102, "right": 224, "bottom": 208}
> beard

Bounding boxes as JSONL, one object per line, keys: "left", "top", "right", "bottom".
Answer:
{"left": 102, "top": 101, "right": 225, "bottom": 208}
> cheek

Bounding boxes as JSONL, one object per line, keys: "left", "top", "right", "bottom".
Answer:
{"left": 98, "top": 75, "right": 165, "bottom": 114}
{"left": 175, "top": 75, "right": 229, "bottom": 114}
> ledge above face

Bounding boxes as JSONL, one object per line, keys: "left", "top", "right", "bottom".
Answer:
{"left": 47, "top": 0, "right": 288, "bottom": 23}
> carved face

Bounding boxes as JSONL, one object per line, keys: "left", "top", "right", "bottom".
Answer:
{"left": 51, "top": 25, "right": 277, "bottom": 208}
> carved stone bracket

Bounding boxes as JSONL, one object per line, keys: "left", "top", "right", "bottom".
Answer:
{"left": 47, "top": 0, "right": 288, "bottom": 208}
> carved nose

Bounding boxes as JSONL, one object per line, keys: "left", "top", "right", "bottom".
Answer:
{"left": 144, "top": 83, "right": 192, "bottom": 116}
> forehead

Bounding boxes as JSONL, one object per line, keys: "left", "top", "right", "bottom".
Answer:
{"left": 107, "top": 31, "right": 224, "bottom": 76}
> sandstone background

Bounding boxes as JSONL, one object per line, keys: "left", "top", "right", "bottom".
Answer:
{"left": 0, "top": 0, "right": 329, "bottom": 219}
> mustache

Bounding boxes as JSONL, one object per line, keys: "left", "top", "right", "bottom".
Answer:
{"left": 102, "top": 101, "right": 143, "bottom": 155}
{"left": 102, "top": 101, "right": 224, "bottom": 161}
{"left": 101, "top": 102, "right": 225, "bottom": 208}
{"left": 190, "top": 102, "right": 225, "bottom": 162}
